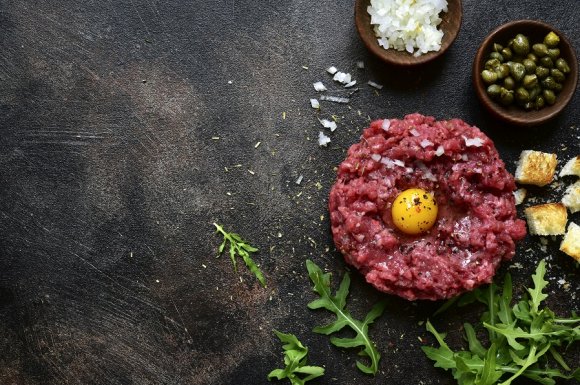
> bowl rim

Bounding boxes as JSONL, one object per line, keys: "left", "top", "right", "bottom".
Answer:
{"left": 472, "top": 19, "right": 578, "bottom": 126}
{"left": 354, "top": 0, "right": 463, "bottom": 66}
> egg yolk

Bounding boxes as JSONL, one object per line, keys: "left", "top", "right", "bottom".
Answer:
{"left": 391, "top": 188, "right": 438, "bottom": 235}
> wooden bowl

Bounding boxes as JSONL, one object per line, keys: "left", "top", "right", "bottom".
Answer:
{"left": 354, "top": 0, "right": 462, "bottom": 66}
{"left": 473, "top": 20, "right": 578, "bottom": 127}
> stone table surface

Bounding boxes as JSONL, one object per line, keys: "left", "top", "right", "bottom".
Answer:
{"left": 0, "top": 1, "right": 579, "bottom": 384}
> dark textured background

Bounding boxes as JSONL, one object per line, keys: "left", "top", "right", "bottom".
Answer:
{"left": 0, "top": 1, "right": 579, "bottom": 384}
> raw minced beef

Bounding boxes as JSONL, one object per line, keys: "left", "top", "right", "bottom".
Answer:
{"left": 328, "top": 114, "right": 526, "bottom": 300}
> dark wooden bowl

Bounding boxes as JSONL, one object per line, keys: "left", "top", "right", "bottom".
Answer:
{"left": 354, "top": 0, "right": 462, "bottom": 66}
{"left": 473, "top": 20, "right": 578, "bottom": 127}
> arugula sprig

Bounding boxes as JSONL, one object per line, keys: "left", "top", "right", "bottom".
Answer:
{"left": 422, "top": 260, "right": 580, "bottom": 385}
{"left": 213, "top": 223, "right": 266, "bottom": 287}
{"left": 305, "top": 260, "right": 386, "bottom": 375}
{"left": 268, "top": 330, "right": 325, "bottom": 385}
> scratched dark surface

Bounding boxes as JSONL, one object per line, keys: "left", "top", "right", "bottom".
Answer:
{"left": 0, "top": 1, "right": 579, "bottom": 384}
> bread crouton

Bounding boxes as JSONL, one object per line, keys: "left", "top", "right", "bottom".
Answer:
{"left": 562, "top": 180, "right": 580, "bottom": 214}
{"left": 559, "top": 156, "right": 580, "bottom": 177}
{"left": 515, "top": 150, "right": 557, "bottom": 186}
{"left": 524, "top": 203, "right": 567, "bottom": 235}
{"left": 560, "top": 222, "right": 580, "bottom": 262}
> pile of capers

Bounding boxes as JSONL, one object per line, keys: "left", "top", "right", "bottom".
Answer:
{"left": 481, "top": 31, "right": 571, "bottom": 110}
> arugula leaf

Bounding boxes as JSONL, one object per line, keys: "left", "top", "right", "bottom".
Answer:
{"left": 213, "top": 223, "right": 266, "bottom": 287}
{"left": 305, "top": 259, "right": 385, "bottom": 375}
{"left": 527, "top": 260, "right": 548, "bottom": 315}
{"left": 423, "top": 259, "right": 580, "bottom": 385}
{"left": 268, "top": 330, "right": 324, "bottom": 385}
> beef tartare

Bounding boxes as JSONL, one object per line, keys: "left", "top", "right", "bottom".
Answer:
{"left": 329, "top": 114, "right": 526, "bottom": 300}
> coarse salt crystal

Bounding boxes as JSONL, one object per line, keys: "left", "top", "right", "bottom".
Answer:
{"left": 310, "top": 99, "right": 320, "bottom": 109}
{"left": 296, "top": 175, "right": 304, "bottom": 185}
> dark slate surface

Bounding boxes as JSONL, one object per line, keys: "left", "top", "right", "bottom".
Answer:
{"left": 0, "top": 1, "right": 579, "bottom": 384}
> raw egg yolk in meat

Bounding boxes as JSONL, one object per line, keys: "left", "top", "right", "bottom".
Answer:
{"left": 391, "top": 188, "right": 438, "bottom": 235}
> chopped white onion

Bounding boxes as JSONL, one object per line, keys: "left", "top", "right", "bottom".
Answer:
{"left": 420, "top": 139, "right": 434, "bottom": 148}
{"left": 416, "top": 161, "right": 438, "bottom": 181}
{"left": 326, "top": 66, "right": 338, "bottom": 75}
{"left": 313, "top": 81, "right": 327, "bottom": 92}
{"left": 319, "top": 119, "right": 337, "bottom": 132}
{"left": 320, "top": 95, "right": 350, "bottom": 104}
{"left": 333, "top": 72, "right": 352, "bottom": 84}
{"left": 371, "top": 154, "right": 382, "bottom": 162}
{"left": 410, "top": 128, "right": 420, "bottom": 137}
{"left": 393, "top": 159, "right": 405, "bottom": 167}
{"left": 367, "top": 0, "right": 448, "bottom": 56}
{"left": 381, "top": 119, "right": 391, "bottom": 131}
{"left": 463, "top": 136, "right": 484, "bottom": 147}
{"left": 310, "top": 99, "right": 320, "bottom": 109}
{"left": 380, "top": 157, "right": 395, "bottom": 168}
{"left": 368, "top": 80, "right": 383, "bottom": 89}
{"left": 318, "top": 131, "right": 331, "bottom": 147}
{"left": 435, "top": 145, "right": 445, "bottom": 156}
{"left": 344, "top": 80, "right": 357, "bottom": 88}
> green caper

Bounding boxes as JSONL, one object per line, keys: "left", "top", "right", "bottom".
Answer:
{"left": 490, "top": 52, "right": 504, "bottom": 62}
{"left": 550, "top": 68, "right": 566, "bottom": 82}
{"left": 513, "top": 34, "right": 530, "bottom": 55}
{"left": 527, "top": 53, "right": 538, "bottom": 62}
{"left": 509, "top": 62, "right": 526, "bottom": 81}
{"left": 501, "top": 47, "right": 513, "bottom": 60}
{"left": 522, "top": 58, "right": 536, "bottom": 74}
{"left": 515, "top": 87, "right": 530, "bottom": 103}
{"left": 493, "top": 43, "right": 503, "bottom": 52}
{"left": 540, "top": 56, "right": 554, "bottom": 68}
{"left": 555, "top": 58, "right": 571, "bottom": 73}
{"left": 529, "top": 85, "right": 541, "bottom": 100}
{"left": 535, "top": 95, "right": 545, "bottom": 109}
{"left": 532, "top": 43, "right": 548, "bottom": 57}
{"left": 487, "top": 84, "right": 502, "bottom": 98}
{"left": 485, "top": 58, "right": 502, "bottom": 70}
{"left": 535, "top": 66, "right": 550, "bottom": 79}
{"left": 544, "top": 31, "right": 560, "bottom": 48}
{"left": 481, "top": 69, "right": 498, "bottom": 84}
{"left": 499, "top": 87, "right": 514, "bottom": 105}
{"left": 523, "top": 74, "right": 538, "bottom": 89}
{"left": 496, "top": 64, "right": 510, "bottom": 79}
{"left": 542, "top": 76, "right": 558, "bottom": 90}
{"left": 543, "top": 89, "right": 556, "bottom": 105}
{"left": 503, "top": 76, "right": 515, "bottom": 90}
{"left": 547, "top": 48, "right": 560, "bottom": 60}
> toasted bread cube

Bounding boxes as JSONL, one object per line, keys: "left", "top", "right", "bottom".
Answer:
{"left": 560, "top": 222, "right": 580, "bottom": 262}
{"left": 562, "top": 180, "right": 580, "bottom": 214}
{"left": 559, "top": 156, "right": 580, "bottom": 177}
{"left": 513, "top": 188, "right": 527, "bottom": 205}
{"left": 515, "top": 150, "right": 557, "bottom": 186}
{"left": 524, "top": 203, "right": 567, "bottom": 235}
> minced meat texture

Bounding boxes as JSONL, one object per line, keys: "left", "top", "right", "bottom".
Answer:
{"left": 328, "top": 114, "right": 526, "bottom": 300}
